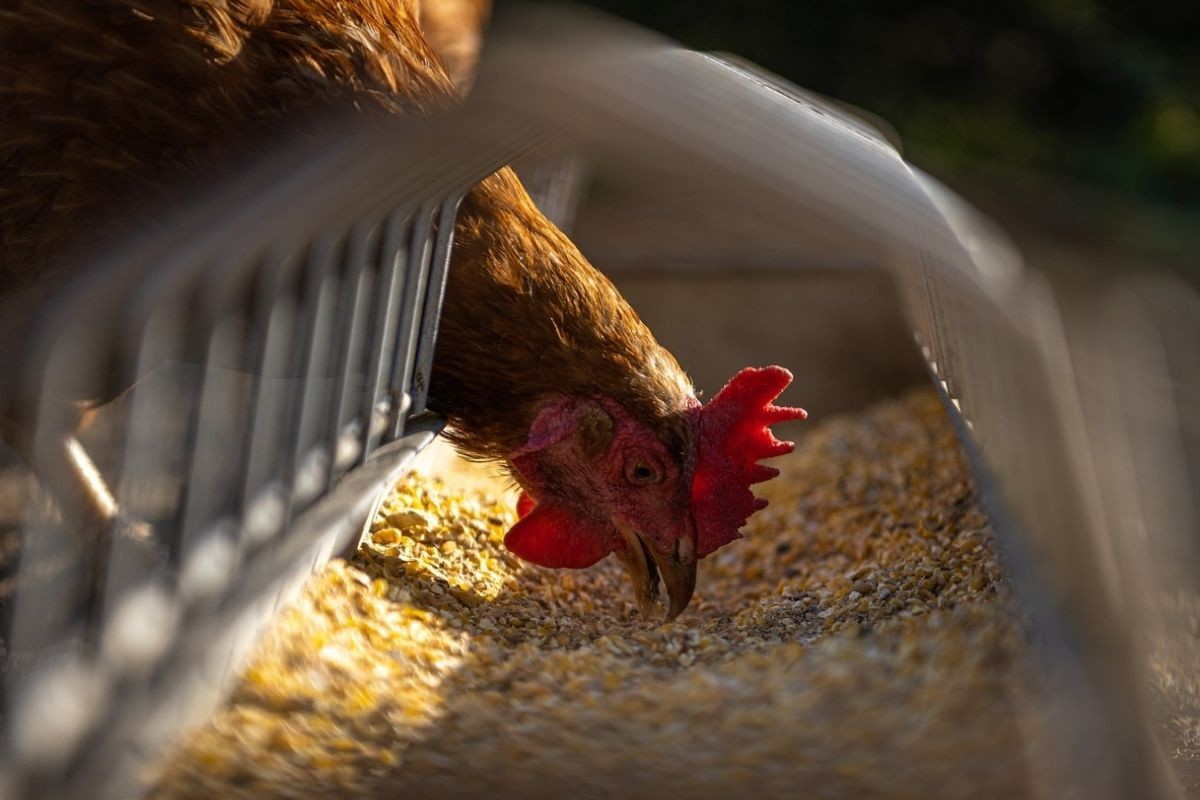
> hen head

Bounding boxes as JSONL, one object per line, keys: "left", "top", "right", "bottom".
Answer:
{"left": 504, "top": 366, "right": 806, "bottom": 620}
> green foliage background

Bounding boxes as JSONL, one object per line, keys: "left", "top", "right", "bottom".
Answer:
{"left": 575, "top": 1, "right": 1199, "bottom": 219}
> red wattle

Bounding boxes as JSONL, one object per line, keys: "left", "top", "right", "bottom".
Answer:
{"left": 504, "top": 503, "right": 613, "bottom": 569}
{"left": 516, "top": 491, "right": 536, "bottom": 519}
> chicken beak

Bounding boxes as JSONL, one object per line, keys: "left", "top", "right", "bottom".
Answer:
{"left": 652, "top": 533, "right": 697, "bottom": 621}
{"left": 614, "top": 522, "right": 697, "bottom": 621}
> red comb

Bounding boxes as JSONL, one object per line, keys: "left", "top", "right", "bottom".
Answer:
{"left": 690, "top": 366, "right": 807, "bottom": 556}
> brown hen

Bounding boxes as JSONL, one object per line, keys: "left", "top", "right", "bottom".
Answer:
{"left": 0, "top": 0, "right": 804, "bottom": 618}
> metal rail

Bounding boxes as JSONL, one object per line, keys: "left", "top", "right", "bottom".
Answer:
{"left": 0, "top": 108, "right": 494, "bottom": 798}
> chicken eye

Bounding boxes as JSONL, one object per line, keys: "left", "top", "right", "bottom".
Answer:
{"left": 625, "top": 460, "right": 662, "bottom": 486}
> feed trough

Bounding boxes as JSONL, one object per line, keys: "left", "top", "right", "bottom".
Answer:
{"left": 1, "top": 7, "right": 1195, "bottom": 799}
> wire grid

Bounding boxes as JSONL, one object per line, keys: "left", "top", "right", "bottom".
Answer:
{"left": 0, "top": 124, "right": 466, "bottom": 798}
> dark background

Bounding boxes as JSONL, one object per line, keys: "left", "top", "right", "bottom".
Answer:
{"left": 571, "top": 0, "right": 1199, "bottom": 276}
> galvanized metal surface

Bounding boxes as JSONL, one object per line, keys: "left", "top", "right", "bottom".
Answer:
{"left": 0, "top": 112, "right": 485, "bottom": 800}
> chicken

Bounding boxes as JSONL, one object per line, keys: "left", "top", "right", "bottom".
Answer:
{"left": 416, "top": 0, "right": 490, "bottom": 92}
{"left": 0, "top": 0, "right": 806, "bottom": 618}
{"left": 435, "top": 173, "right": 808, "bottom": 617}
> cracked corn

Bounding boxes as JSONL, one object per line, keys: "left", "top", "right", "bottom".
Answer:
{"left": 153, "top": 388, "right": 1040, "bottom": 799}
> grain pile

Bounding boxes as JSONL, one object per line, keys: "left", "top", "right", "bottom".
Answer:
{"left": 153, "top": 388, "right": 1041, "bottom": 799}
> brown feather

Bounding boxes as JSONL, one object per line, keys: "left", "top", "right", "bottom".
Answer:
{"left": 0, "top": 0, "right": 694, "bottom": 465}
{"left": 433, "top": 168, "right": 695, "bottom": 462}
{"left": 0, "top": 0, "right": 456, "bottom": 292}
{"left": 416, "top": 0, "right": 490, "bottom": 91}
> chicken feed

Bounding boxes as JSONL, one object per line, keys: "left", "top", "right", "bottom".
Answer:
{"left": 152, "top": 388, "right": 1046, "bottom": 799}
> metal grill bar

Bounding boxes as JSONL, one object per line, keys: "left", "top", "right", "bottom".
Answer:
{"left": 360, "top": 209, "right": 413, "bottom": 459}
{"left": 387, "top": 203, "right": 437, "bottom": 427}
{"left": 289, "top": 236, "right": 343, "bottom": 514}
{"left": 0, "top": 112, "right": 499, "bottom": 797}
{"left": 328, "top": 222, "right": 378, "bottom": 480}
{"left": 411, "top": 195, "right": 463, "bottom": 416}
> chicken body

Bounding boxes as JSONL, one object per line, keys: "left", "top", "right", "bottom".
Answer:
{"left": 0, "top": 0, "right": 690, "bottom": 427}
{"left": 434, "top": 170, "right": 695, "bottom": 461}
{"left": 0, "top": 0, "right": 801, "bottom": 618}
{"left": 0, "top": 0, "right": 458, "bottom": 285}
